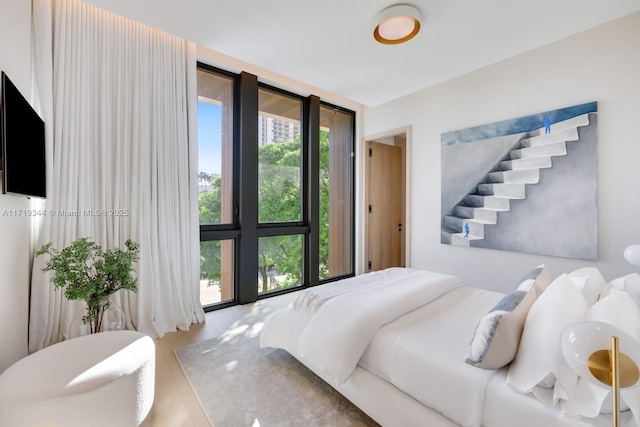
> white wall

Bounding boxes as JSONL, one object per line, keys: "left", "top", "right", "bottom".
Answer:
{"left": 0, "top": 0, "right": 33, "bottom": 372}
{"left": 363, "top": 12, "right": 640, "bottom": 293}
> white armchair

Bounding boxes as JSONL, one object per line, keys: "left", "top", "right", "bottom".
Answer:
{"left": 0, "top": 330, "right": 155, "bottom": 427}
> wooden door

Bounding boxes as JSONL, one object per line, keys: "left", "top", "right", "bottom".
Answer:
{"left": 366, "top": 141, "right": 403, "bottom": 271}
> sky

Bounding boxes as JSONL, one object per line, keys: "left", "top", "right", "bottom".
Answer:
{"left": 198, "top": 101, "right": 222, "bottom": 175}
{"left": 441, "top": 101, "right": 598, "bottom": 146}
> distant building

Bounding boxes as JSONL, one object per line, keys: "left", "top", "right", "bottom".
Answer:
{"left": 258, "top": 116, "right": 300, "bottom": 146}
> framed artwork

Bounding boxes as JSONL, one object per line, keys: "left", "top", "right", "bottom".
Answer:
{"left": 440, "top": 102, "right": 598, "bottom": 260}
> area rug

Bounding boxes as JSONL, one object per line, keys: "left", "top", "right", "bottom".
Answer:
{"left": 174, "top": 318, "right": 379, "bottom": 427}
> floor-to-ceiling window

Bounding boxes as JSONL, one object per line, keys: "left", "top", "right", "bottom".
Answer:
{"left": 257, "top": 86, "right": 305, "bottom": 294}
{"left": 197, "top": 66, "right": 238, "bottom": 308}
{"left": 197, "top": 64, "right": 355, "bottom": 310}
{"left": 319, "top": 104, "right": 354, "bottom": 280}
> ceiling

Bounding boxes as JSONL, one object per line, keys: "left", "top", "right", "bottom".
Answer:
{"left": 82, "top": 0, "right": 640, "bottom": 107}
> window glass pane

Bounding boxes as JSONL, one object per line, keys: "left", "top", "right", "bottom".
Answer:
{"left": 319, "top": 106, "right": 354, "bottom": 280}
{"left": 198, "top": 70, "right": 234, "bottom": 225}
{"left": 258, "top": 88, "right": 302, "bottom": 223}
{"left": 200, "top": 240, "right": 234, "bottom": 306}
{"left": 258, "top": 235, "right": 303, "bottom": 294}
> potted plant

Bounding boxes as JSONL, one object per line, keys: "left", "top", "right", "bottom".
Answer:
{"left": 36, "top": 237, "right": 140, "bottom": 334}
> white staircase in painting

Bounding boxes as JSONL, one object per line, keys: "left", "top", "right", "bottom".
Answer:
{"left": 442, "top": 113, "right": 590, "bottom": 247}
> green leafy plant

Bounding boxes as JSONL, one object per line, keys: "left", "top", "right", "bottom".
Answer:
{"left": 198, "top": 130, "right": 333, "bottom": 294}
{"left": 36, "top": 238, "right": 140, "bottom": 334}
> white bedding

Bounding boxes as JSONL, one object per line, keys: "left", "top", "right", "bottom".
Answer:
{"left": 260, "top": 268, "right": 465, "bottom": 385}
{"left": 359, "top": 286, "right": 503, "bottom": 427}
{"left": 483, "top": 368, "right": 636, "bottom": 427}
{"left": 259, "top": 268, "right": 636, "bottom": 427}
{"left": 291, "top": 267, "right": 415, "bottom": 314}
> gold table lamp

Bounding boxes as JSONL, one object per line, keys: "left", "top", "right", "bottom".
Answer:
{"left": 562, "top": 321, "right": 640, "bottom": 427}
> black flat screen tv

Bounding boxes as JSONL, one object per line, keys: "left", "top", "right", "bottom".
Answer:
{"left": 0, "top": 71, "right": 46, "bottom": 198}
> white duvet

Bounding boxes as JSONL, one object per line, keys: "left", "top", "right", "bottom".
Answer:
{"left": 359, "top": 286, "right": 504, "bottom": 427}
{"left": 260, "top": 268, "right": 465, "bottom": 386}
{"left": 260, "top": 268, "right": 635, "bottom": 427}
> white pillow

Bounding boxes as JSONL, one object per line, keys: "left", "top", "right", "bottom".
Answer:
{"left": 588, "top": 289, "right": 640, "bottom": 340}
{"left": 506, "top": 274, "right": 588, "bottom": 404}
{"left": 600, "top": 273, "right": 640, "bottom": 308}
{"left": 561, "top": 290, "right": 640, "bottom": 418}
{"left": 568, "top": 267, "right": 607, "bottom": 307}
{"left": 521, "top": 264, "right": 553, "bottom": 293}
{"left": 466, "top": 265, "right": 551, "bottom": 369}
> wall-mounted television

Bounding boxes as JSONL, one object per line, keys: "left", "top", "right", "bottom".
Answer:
{"left": 0, "top": 71, "right": 46, "bottom": 198}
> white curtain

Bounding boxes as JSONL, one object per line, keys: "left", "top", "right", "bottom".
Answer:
{"left": 29, "top": 0, "right": 204, "bottom": 352}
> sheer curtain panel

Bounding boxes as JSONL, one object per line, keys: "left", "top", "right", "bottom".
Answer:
{"left": 29, "top": 0, "right": 204, "bottom": 352}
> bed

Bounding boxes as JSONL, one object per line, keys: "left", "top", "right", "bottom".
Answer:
{"left": 260, "top": 267, "right": 640, "bottom": 427}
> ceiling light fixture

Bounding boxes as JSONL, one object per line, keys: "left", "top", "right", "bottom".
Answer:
{"left": 374, "top": 4, "right": 421, "bottom": 45}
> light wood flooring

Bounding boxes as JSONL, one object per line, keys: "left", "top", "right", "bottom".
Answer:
{"left": 140, "top": 291, "right": 299, "bottom": 427}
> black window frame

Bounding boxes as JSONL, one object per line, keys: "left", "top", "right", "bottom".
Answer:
{"left": 196, "top": 62, "right": 356, "bottom": 312}
{"left": 254, "top": 82, "right": 308, "bottom": 299}
{"left": 197, "top": 63, "right": 241, "bottom": 311}
{"left": 317, "top": 101, "right": 356, "bottom": 285}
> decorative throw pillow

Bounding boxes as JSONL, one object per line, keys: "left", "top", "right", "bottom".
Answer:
{"left": 506, "top": 274, "right": 589, "bottom": 404}
{"left": 588, "top": 288, "right": 640, "bottom": 340}
{"left": 600, "top": 273, "right": 640, "bottom": 308}
{"left": 568, "top": 267, "right": 607, "bottom": 307}
{"left": 518, "top": 264, "right": 553, "bottom": 293}
{"left": 466, "top": 265, "right": 551, "bottom": 370}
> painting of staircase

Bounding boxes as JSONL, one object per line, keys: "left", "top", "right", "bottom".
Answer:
{"left": 440, "top": 102, "right": 598, "bottom": 260}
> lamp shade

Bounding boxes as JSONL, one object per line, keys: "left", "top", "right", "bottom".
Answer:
{"left": 374, "top": 4, "right": 421, "bottom": 44}
{"left": 561, "top": 321, "right": 640, "bottom": 390}
{"left": 624, "top": 244, "right": 640, "bottom": 267}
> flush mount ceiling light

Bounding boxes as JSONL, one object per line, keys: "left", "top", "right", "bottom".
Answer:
{"left": 373, "top": 4, "right": 421, "bottom": 45}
